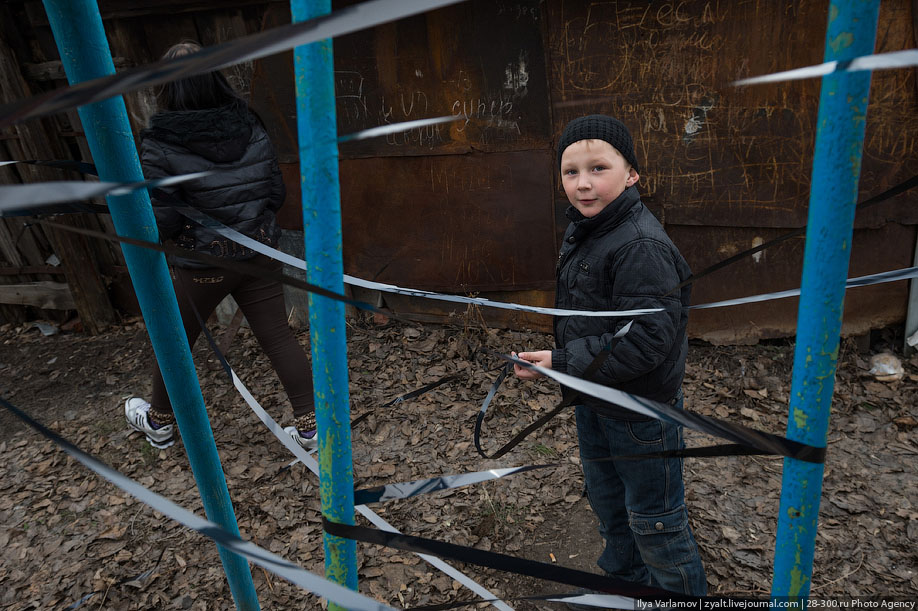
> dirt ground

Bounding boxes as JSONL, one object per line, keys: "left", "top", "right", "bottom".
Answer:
{"left": 0, "top": 311, "right": 916, "bottom": 610}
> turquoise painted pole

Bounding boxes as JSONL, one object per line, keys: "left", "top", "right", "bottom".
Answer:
{"left": 290, "top": 0, "right": 358, "bottom": 602}
{"left": 41, "top": 2, "right": 259, "bottom": 608}
{"left": 772, "top": 0, "right": 879, "bottom": 603}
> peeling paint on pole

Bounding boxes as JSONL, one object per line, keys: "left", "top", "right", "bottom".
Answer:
{"left": 42, "top": 2, "right": 260, "bottom": 609}
{"left": 290, "top": 0, "right": 358, "bottom": 603}
{"left": 771, "top": 0, "right": 880, "bottom": 603}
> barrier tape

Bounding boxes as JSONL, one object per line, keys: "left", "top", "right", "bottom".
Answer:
{"left": 505, "top": 355, "right": 825, "bottom": 463}
{"left": 161, "top": 199, "right": 660, "bottom": 318}
{"left": 0, "top": 0, "right": 466, "bottom": 129}
{"left": 357, "top": 313, "right": 769, "bottom": 508}
{"left": 233, "top": 372, "right": 513, "bottom": 611}
{"left": 0, "top": 200, "right": 107, "bottom": 218}
{"left": 5, "top": 161, "right": 917, "bottom": 314}
{"left": 353, "top": 464, "right": 552, "bottom": 505}
{"left": 227, "top": 361, "right": 515, "bottom": 610}
{"left": 8, "top": 173, "right": 916, "bottom": 316}
{"left": 64, "top": 549, "right": 164, "bottom": 610}
{"left": 474, "top": 323, "right": 632, "bottom": 459}
{"left": 0, "top": 173, "right": 213, "bottom": 210}
{"left": 666, "top": 174, "right": 918, "bottom": 295}
{"left": 180, "top": 288, "right": 515, "bottom": 611}
{"left": 350, "top": 440, "right": 769, "bottom": 507}
{"left": 733, "top": 48, "right": 918, "bottom": 86}
{"left": 157, "top": 201, "right": 918, "bottom": 314}
{"left": 0, "top": 118, "right": 458, "bottom": 209}
{"left": 182, "top": 272, "right": 679, "bottom": 609}
{"left": 0, "top": 395, "right": 398, "bottom": 611}
{"left": 471, "top": 337, "right": 778, "bottom": 466}
{"left": 38, "top": 218, "right": 382, "bottom": 310}
{"left": 338, "top": 116, "right": 459, "bottom": 142}
{"left": 414, "top": 591, "right": 639, "bottom": 611}
{"left": 0, "top": 159, "right": 98, "bottom": 175}
{"left": 321, "top": 517, "right": 726, "bottom": 604}
{"left": 0, "top": 187, "right": 662, "bottom": 318}
{"left": 136, "top": 196, "right": 918, "bottom": 314}
{"left": 179, "top": 274, "right": 543, "bottom": 593}
{"left": 350, "top": 374, "right": 458, "bottom": 428}
{"left": 181, "top": 273, "right": 522, "bottom": 513}
{"left": 688, "top": 266, "right": 918, "bottom": 310}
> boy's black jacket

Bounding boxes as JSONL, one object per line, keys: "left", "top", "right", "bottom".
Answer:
{"left": 552, "top": 186, "right": 692, "bottom": 419}
{"left": 140, "top": 100, "right": 285, "bottom": 269}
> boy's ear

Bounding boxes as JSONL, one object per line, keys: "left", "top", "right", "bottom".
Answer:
{"left": 626, "top": 167, "right": 640, "bottom": 186}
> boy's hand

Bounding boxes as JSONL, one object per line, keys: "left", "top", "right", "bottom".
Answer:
{"left": 512, "top": 350, "right": 552, "bottom": 380}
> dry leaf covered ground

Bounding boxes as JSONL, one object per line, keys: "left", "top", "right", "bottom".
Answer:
{"left": 0, "top": 313, "right": 916, "bottom": 609}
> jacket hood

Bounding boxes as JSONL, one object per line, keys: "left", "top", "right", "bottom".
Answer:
{"left": 144, "top": 101, "right": 254, "bottom": 163}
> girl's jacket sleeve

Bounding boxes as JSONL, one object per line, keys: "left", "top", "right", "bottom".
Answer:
{"left": 139, "top": 138, "right": 184, "bottom": 240}
{"left": 265, "top": 143, "right": 286, "bottom": 213}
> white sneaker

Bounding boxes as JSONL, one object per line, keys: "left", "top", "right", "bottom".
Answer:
{"left": 125, "top": 398, "right": 175, "bottom": 449}
{"left": 283, "top": 425, "right": 317, "bottom": 451}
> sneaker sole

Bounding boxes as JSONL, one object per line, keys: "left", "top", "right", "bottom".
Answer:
{"left": 126, "top": 420, "right": 174, "bottom": 446}
{"left": 145, "top": 435, "right": 175, "bottom": 449}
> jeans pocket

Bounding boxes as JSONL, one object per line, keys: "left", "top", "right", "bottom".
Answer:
{"left": 626, "top": 419, "right": 664, "bottom": 445}
{"left": 629, "top": 505, "right": 693, "bottom": 563}
{"left": 630, "top": 505, "right": 688, "bottom": 535}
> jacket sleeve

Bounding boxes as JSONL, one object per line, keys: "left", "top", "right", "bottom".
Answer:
{"left": 552, "top": 239, "right": 684, "bottom": 385}
{"left": 266, "top": 153, "right": 286, "bottom": 213}
{"left": 253, "top": 124, "right": 286, "bottom": 213}
{"left": 139, "top": 138, "right": 184, "bottom": 240}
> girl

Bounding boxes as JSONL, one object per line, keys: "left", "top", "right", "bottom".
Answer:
{"left": 125, "top": 41, "right": 317, "bottom": 451}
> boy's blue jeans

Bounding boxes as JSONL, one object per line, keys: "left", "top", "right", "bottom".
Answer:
{"left": 575, "top": 395, "right": 707, "bottom": 596}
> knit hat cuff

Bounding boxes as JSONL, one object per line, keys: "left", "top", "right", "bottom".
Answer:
{"left": 557, "top": 115, "right": 639, "bottom": 172}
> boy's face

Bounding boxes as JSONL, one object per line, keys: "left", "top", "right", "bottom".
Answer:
{"left": 560, "top": 139, "right": 639, "bottom": 218}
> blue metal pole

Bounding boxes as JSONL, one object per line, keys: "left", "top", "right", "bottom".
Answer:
{"left": 290, "top": 0, "right": 358, "bottom": 601}
{"left": 41, "top": 2, "right": 259, "bottom": 608}
{"left": 772, "top": 0, "right": 879, "bottom": 603}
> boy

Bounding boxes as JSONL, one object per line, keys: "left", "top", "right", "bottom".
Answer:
{"left": 513, "top": 115, "right": 706, "bottom": 596}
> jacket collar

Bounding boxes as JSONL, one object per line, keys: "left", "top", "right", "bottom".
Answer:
{"left": 565, "top": 185, "right": 641, "bottom": 242}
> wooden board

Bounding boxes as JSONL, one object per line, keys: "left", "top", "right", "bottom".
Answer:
{"left": 0, "top": 282, "right": 76, "bottom": 310}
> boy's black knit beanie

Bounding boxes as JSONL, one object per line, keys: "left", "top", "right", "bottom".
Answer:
{"left": 557, "top": 115, "right": 639, "bottom": 172}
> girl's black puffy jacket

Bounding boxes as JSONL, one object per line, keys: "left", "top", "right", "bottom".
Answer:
{"left": 550, "top": 186, "right": 692, "bottom": 418}
{"left": 140, "top": 100, "right": 284, "bottom": 269}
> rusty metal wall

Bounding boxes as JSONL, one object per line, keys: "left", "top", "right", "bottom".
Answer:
{"left": 253, "top": 0, "right": 551, "bottom": 161}
{"left": 672, "top": 223, "right": 915, "bottom": 344}
{"left": 544, "top": 0, "right": 918, "bottom": 228}
{"left": 252, "top": 0, "right": 559, "bottom": 293}
{"left": 275, "top": 151, "right": 557, "bottom": 292}
{"left": 250, "top": 0, "right": 918, "bottom": 341}
{"left": 5, "top": 0, "right": 907, "bottom": 338}
{"left": 541, "top": 0, "right": 917, "bottom": 340}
